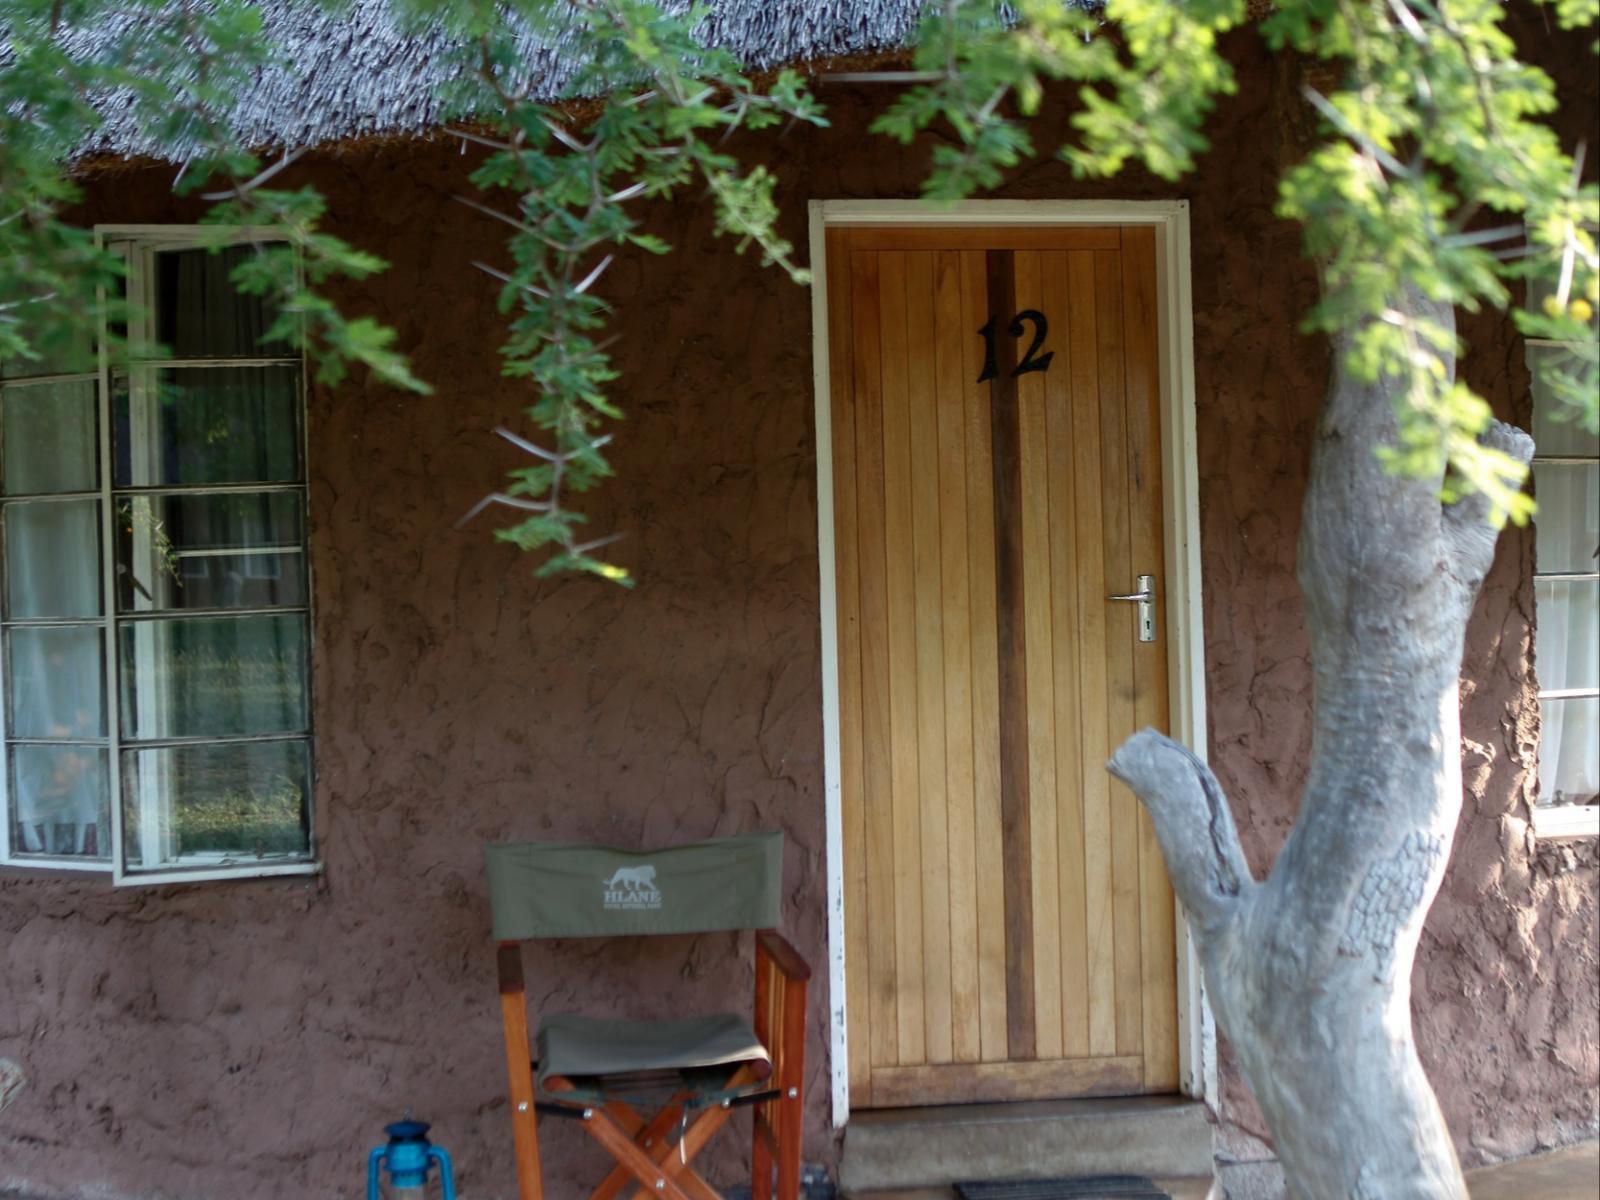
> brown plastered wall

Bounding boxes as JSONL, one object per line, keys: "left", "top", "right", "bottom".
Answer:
{"left": 0, "top": 11, "right": 1595, "bottom": 1199}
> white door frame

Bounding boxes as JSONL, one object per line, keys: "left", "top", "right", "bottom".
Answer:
{"left": 807, "top": 199, "right": 1216, "bottom": 1127}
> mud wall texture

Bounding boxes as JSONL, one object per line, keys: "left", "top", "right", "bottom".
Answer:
{"left": 1, "top": 11, "right": 1596, "bottom": 1200}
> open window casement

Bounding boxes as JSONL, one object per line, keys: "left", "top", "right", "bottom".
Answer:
{"left": 0, "top": 227, "right": 317, "bottom": 883}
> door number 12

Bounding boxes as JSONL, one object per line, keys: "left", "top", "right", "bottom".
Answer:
{"left": 977, "top": 310, "right": 1054, "bottom": 383}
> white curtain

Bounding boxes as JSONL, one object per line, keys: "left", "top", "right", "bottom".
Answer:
{"left": 7, "top": 499, "right": 106, "bottom": 854}
{"left": 1536, "top": 461, "right": 1600, "bottom": 807}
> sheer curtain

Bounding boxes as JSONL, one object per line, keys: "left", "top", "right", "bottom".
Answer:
{"left": 3, "top": 370, "right": 107, "bottom": 857}
{"left": 1535, "top": 432, "right": 1600, "bottom": 808}
{"left": 6, "top": 492, "right": 106, "bottom": 856}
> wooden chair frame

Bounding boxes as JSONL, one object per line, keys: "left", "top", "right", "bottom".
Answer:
{"left": 497, "top": 929, "right": 810, "bottom": 1200}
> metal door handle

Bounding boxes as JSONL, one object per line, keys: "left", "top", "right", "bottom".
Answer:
{"left": 1107, "top": 574, "right": 1156, "bottom": 642}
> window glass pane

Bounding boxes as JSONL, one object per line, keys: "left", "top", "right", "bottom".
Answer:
{"left": 1535, "top": 578, "right": 1600, "bottom": 694}
{"left": 1529, "top": 344, "right": 1600, "bottom": 458}
{"left": 119, "top": 612, "right": 307, "bottom": 739}
{"left": 10, "top": 744, "right": 110, "bottom": 858}
{"left": 0, "top": 327, "right": 95, "bottom": 380}
{"left": 1538, "top": 695, "right": 1600, "bottom": 808}
{"left": 2, "top": 381, "right": 99, "bottom": 495}
{"left": 121, "top": 738, "right": 310, "bottom": 871}
{"left": 3, "top": 498, "right": 102, "bottom": 619}
{"left": 8, "top": 625, "right": 106, "bottom": 738}
{"left": 113, "top": 366, "right": 299, "bottom": 487}
{"left": 154, "top": 245, "right": 282, "bottom": 359}
{"left": 117, "top": 492, "right": 305, "bottom": 612}
{"left": 1534, "top": 462, "right": 1600, "bottom": 575}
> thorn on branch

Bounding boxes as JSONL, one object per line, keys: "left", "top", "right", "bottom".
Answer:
{"left": 453, "top": 492, "right": 554, "bottom": 528}
{"left": 574, "top": 255, "right": 614, "bottom": 295}
{"left": 446, "top": 126, "right": 519, "bottom": 153}
{"left": 495, "top": 426, "right": 561, "bottom": 461}
{"left": 471, "top": 259, "right": 550, "bottom": 299}
{"left": 200, "top": 147, "right": 305, "bottom": 201}
{"left": 455, "top": 195, "right": 541, "bottom": 238}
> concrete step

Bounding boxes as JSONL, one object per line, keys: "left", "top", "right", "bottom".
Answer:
{"left": 843, "top": 1180, "right": 1215, "bottom": 1200}
{"left": 839, "top": 1095, "right": 1215, "bottom": 1197}
{"left": 851, "top": 1184, "right": 1209, "bottom": 1200}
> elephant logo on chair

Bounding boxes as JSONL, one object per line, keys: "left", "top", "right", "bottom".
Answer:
{"left": 601, "top": 864, "right": 662, "bottom": 911}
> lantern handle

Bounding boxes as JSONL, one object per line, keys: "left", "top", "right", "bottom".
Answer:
{"left": 427, "top": 1144, "right": 458, "bottom": 1200}
{"left": 366, "top": 1146, "right": 384, "bottom": 1200}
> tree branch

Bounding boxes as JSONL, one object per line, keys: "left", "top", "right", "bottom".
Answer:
{"left": 1107, "top": 729, "right": 1255, "bottom": 937}
{"left": 1442, "top": 419, "right": 1535, "bottom": 588}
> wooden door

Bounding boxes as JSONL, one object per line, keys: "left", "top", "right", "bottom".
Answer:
{"left": 827, "top": 224, "right": 1179, "bottom": 1108}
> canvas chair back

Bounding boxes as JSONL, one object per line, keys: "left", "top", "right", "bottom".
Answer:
{"left": 484, "top": 830, "right": 783, "bottom": 940}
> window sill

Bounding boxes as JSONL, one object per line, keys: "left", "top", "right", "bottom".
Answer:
{"left": 0, "top": 859, "right": 322, "bottom": 885}
{"left": 1531, "top": 805, "right": 1600, "bottom": 839}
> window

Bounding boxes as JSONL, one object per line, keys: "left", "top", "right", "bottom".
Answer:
{"left": 1529, "top": 336, "right": 1600, "bottom": 838}
{"left": 0, "top": 229, "right": 316, "bottom": 882}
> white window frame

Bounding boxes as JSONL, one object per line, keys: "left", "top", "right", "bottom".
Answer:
{"left": 0, "top": 225, "right": 320, "bottom": 883}
{"left": 1526, "top": 335, "right": 1599, "bottom": 840}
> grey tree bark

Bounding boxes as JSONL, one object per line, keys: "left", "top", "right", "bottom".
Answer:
{"left": 1108, "top": 295, "right": 1534, "bottom": 1199}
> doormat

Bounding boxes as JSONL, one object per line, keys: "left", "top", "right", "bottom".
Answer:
{"left": 954, "top": 1177, "right": 1171, "bottom": 1200}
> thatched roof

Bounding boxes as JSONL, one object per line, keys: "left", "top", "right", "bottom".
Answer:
{"left": 58, "top": 0, "right": 1000, "bottom": 162}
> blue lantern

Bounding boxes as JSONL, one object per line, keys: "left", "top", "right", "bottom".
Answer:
{"left": 366, "top": 1118, "right": 457, "bottom": 1200}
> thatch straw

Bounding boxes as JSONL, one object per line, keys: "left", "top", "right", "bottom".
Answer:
{"left": 45, "top": 0, "right": 1090, "bottom": 163}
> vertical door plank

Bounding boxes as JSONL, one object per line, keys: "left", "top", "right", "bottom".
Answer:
{"left": 1043, "top": 251, "right": 1090, "bottom": 1059}
{"left": 878, "top": 251, "right": 927, "bottom": 1066}
{"left": 1095, "top": 249, "right": 1144, "bottom": 1059}
{"left": 1121, "top": 227, "right": 1180, "bottom": 1089}
{"left": 961, "top": 250, "right": 1008, "bottom": 1063}
{"left": 828, "top": 230, "right": 871, "bottom": 1101}
{"left": 906, "top": 252, "right": 953, "bottom": 1066}
{"left": 1067, "top": 251, "right": 1117, "bottom": 1057}
{"left": 1015, "top": 251, "right": 1062, "bottom": 1062}
{"left": 936, "top": 250, "right": 982, "bottom": 1065}
{"left": 851, "top": 248, "right": 898, "bottom": 1072}
{"left": 985, "top": 250, "right": 1036, "bottom": 1063}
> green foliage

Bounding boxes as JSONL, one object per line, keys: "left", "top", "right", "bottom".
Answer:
{"left": 2, "top": 0, "right": 1596, "bottom": 576}
{"left": 0, "top": 0, "right": 425, "bottom": 391}
{"left": 422, "top": 0, "right": 824, "bottom": 579}
{"left": 877, "top": 0, "right": 1597, "bottom": 529}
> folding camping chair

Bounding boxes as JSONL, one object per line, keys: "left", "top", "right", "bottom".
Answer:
{"left": 485, "top": 830, "right": 809, "bottom": 1200}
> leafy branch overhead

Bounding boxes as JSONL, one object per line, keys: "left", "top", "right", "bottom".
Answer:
{"left": 874, "top": 0, "right": 1598, "bottom": 526}
{"left": 429, "top": 0, "right": 826, "bottom": 580}
{"left": 1, "top": 0, "right": 1596, "bottom": 580}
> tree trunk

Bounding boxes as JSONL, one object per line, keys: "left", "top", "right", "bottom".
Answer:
{"left": 1108, "top": 295, "right": 1533, "bottom": 1199}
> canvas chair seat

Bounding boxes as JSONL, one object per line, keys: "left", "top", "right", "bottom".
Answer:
{"left": 536, "top": 1012, "right": 771, "bottom": 1103}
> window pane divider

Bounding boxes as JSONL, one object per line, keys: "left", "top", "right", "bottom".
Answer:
{"left": 124, "top": 732, "right": 309, "bottom": 750}
{"left": 0, "top": 372, "right": 100, "bottom": 390}
{"left": 8, "top": 737, "right": 109, "bottom": 748}
{"left": 2, "top": 616, "right": 109, "bottom": 628}
{"left": 1531, "top": 455, "right": 1600, "bottom": 465}
{"left": 0, "top": 490, "right": 101, "bottom": 503}
{"left": 168, "top": 545, "right": 304, "bottom": 559}
{"left": 125, "top": 357, "right": 300, "bottom": 370}
{"left": 112, "top": 482, "right": 304, "bottom": 497}
{"left": 1537, "top": 688, "right": 1600, "bottom": 701}
{"left": 117, "top": 604, "right": 309, "bottom": 622}
{"left": 1532, "top": 572, "right": 1600, "bottom": 583}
